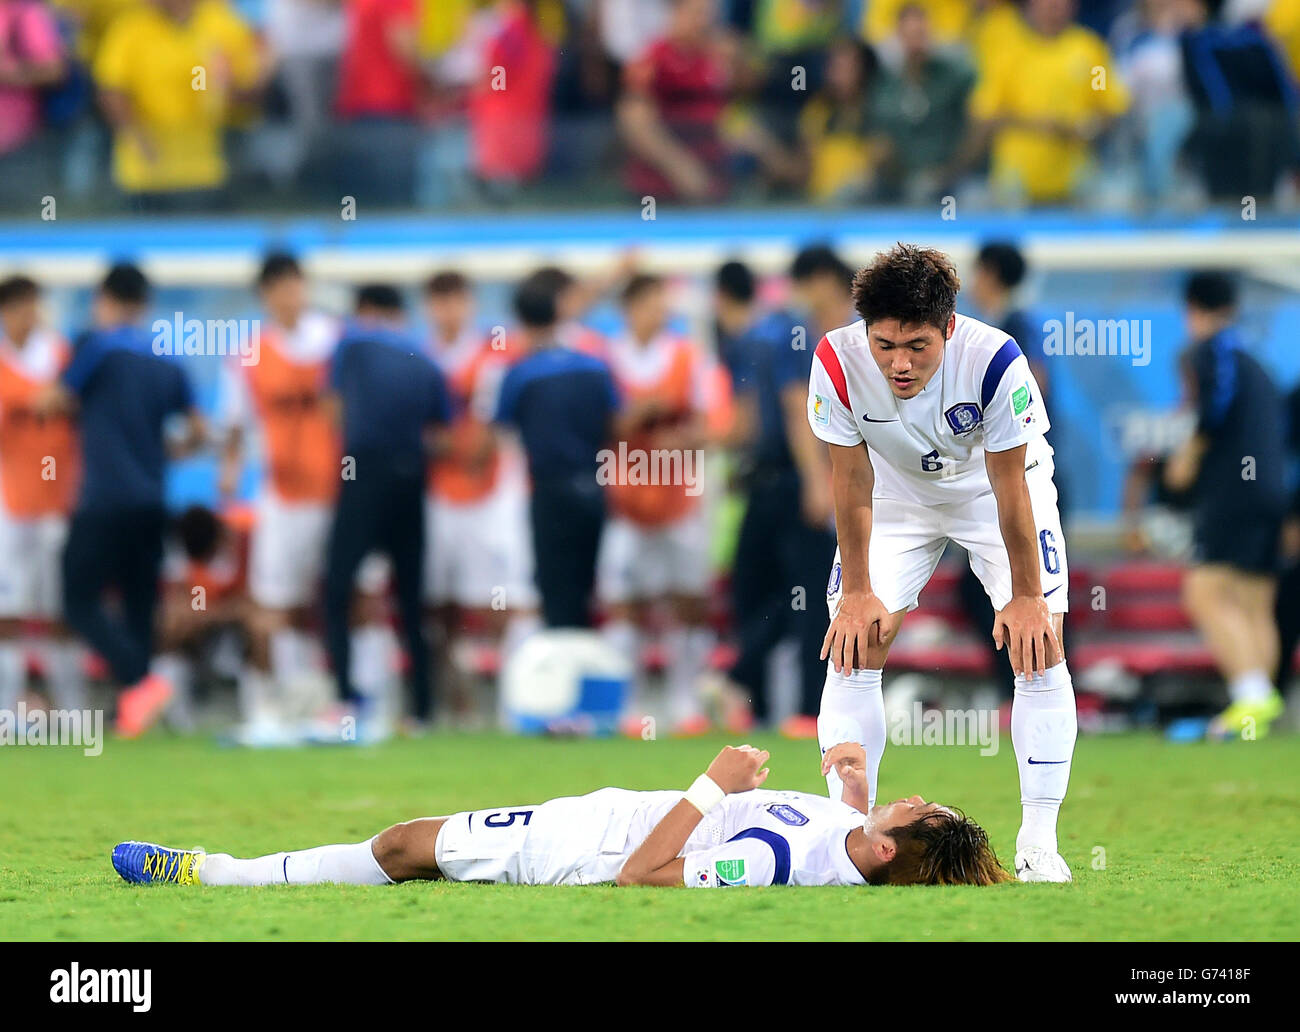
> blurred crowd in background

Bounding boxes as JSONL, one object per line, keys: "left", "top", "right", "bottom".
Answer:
{"left": 0, "top": 237, "right": 1297, "bottom": 743}
{"left": 2, "top": 0, "right": 1300, "bottom": 212}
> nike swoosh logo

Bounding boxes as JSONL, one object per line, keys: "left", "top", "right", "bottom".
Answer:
{"left": 1044, "top": 584, "right": 1063, "bottom": 597}
{"left": 861, "top": 414, "right": 899, "bottom": 423}
{"left": 1027, "top": 758, "right": 1068, "bottom": 764}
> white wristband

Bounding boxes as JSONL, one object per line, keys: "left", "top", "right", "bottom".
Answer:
{"left": 684, "top": 773, "right": 725, "bottom": 815}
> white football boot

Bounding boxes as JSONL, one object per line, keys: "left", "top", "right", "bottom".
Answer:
{"left": 1015, "top": 846, "right": 1073, "bottom": 883}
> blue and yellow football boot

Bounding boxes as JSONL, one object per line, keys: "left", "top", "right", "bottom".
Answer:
{"left": 112, "top": 841, "right": 205, "bottom": 886}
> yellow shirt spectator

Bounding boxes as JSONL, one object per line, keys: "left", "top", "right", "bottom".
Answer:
{"left": 968, "top": 1, "right": 1029, "bottom": 77}
{"left": 50, "top": 0, "right": 142, "bottom": 62}
{"left": 94, "top": 0, "right": 260, "bottom": 193}
{"left": 862, "top": 0, "right": 969, "bottom": 46}
{"left": 798, "top": 94, "right": 880, "bottom": 202}
{"left": 1266, "top": 0, "right": 1300, "bottom": 83}
{"left": 969, "top": 23, "right": 1129, "bottom": 203}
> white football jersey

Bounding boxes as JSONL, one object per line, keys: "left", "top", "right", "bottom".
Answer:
{"left": 675, "top": 790, "right": 868, "bottom": 888}
{"left": 434, "top": 787, "right": 869, "bottom": 887}
{"left": 807, "top": 314, "right": 1052, "bottom": 506}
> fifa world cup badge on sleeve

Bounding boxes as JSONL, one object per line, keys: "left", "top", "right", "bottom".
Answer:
{"left": 812, "top": 393, "right": 830, "bottom": 426}
{"left": 715, "top": 858, "right": 748, "bottom": 886}
{"left": 1011, "top": 384, "right": 1035, "bottom": 426}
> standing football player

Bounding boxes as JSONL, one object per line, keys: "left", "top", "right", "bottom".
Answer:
{"left": 808, "top": 243, "right": 1075, "bottom": 883}
{"left": 421, "top": 271, "right": 538, "bottom": 677}
{"left": 599, "top": 272, "right": 732, "bottom": 735}
{"left": 217, "top": 252, "right": 341, "bottom": 742}
{"left": 0, "top": 276, "right": 84, "bottom": 714}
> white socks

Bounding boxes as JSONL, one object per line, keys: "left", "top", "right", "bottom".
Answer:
{"left": 1227, "top": 669, "right": 1275, "bottom": 704}
{"left": 200, "top": 838, "right": 393, "bottom": 887}
{"left": 500, "top": 613, "right": 540, "bottom": 665}
{"left": 41, "top": 640, "right": 87, "bottom": 711}
{"left": 152, "top": 652, "right": 195, "bottom": 731}
{"left": 1011, "top": 659, "right": 1077, "bottom": 854}
{"left": 350, "top": 624, "right": 396, "bottom": 700}
{"left": 666, "top": 625, "right": 712, "bottom": 724}
{"left": 817, "top": 666, "right": 885, "bottom": 810}
{"left": 815, "top": 657, "right": 1077, "bottom": 853}
{"left": 603, "top": 619, "right": 642, "bottom": 713}
{"left": 238, "top": 667, "right": 277, "bottom": 725}
{"left": 270, "top": 627, "right": 318, "bottom": 687}
{"left": 0, "top": 641, "right": 25, "bottom": 712}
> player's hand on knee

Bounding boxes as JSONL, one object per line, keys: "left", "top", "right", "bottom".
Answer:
{"left": 822, "top": 591, "right": 889, "bottom": 673}
{"left": 993, "top": 596, "right": 1060, "bottom": 678}
{"left": 706, "top": 745, "right": 771, "bottom": 794}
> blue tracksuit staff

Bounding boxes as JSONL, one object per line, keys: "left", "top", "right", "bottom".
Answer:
{"left": 60, "top": 323, "right": 198, "bottom": 687}
{"left": 495, "top": 344, "right": 621, "bottom": 628}
{"left": 726, "top": 310, "right": 837, "bottom": 721}
{"left": 324, "top": 304, "right": 449, "bottom": 722}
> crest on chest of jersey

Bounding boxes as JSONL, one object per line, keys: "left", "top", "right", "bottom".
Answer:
{"left": 944, "top": 402, "right": 982, "bottom": 436}
{"left": 766, "top": 802, "right": 810, "bottom": 827}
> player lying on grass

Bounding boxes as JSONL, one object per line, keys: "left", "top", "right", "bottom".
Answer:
{"left": 112, "top": 744, "right": 1011, "bottom": 888}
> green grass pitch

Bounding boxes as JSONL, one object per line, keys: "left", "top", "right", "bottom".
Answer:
{"left": 2, "top": 732, "right": 1297, "bottom": 941}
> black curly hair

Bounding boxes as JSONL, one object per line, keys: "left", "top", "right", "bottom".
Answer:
{"left": 851, "top": 243, "right": 961, "bottom": 332}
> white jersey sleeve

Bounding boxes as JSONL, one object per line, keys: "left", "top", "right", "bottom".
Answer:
{"left": 807, "top": 339, "right": 862, "bottom": 447}
{"left": 682, "top": 835, "right": 779, "bottom": 888}
{"left": 981, "top": 351, "right": 1050, "bottom": 453}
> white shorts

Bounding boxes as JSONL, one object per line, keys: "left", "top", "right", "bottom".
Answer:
{"left": 434, "top": 787, "right": 682, "bottom": 886}
{"left": 827, "top": 463, "right": 1069, "bottom": 618}
{"left": 596, "top": 510, "right": 711, "bottom": 604}
{"left": 425, "top": 484, "right": 536, "bottom": 609}
{"left": 249, "top": 493, "right": 389, "bottom": 608}
{"left": 0, "top": 512, "right": 67, "bottom": 619}
{"left": 248, "top": 494, "right": 331, "bottom": 610}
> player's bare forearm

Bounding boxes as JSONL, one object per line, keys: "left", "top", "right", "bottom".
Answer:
{"left": 615, "top": 799, "right": 699, "bottom": 887}
{"left": 168, "top": 410, "right": 209, "bottom": 460}
{"left": 985, "top": 445, "right": 1041, "bottom": 599}
{"left": 717, "top": 390, "right": 756, "bottom": 449}
{"left": 839, "top": 770, "right": 871, "bottom": 815}
{"left": 34, "top": 382, "right": 75, "bottom": 416}
{"left": 986, "top": 445, "right": 1062, "bottom": 675}
{"left": 616, "top": 95, "right": 710, "bottom": 196}
{"left": 823, "top": 443, "right": 892, "bottom": 671}
{"left": 323, "top": 392, "right": 342, "bottom": 428}
{"left": 828, "top": 442, "right": 874, "bottom": 593}
{"left": 1163, "top": 433, "right": 1206, "bottom": 493}
{"left": 822, "top": 742, "right": 871, "bottom": 814}
{"left": 783, "top": 385, "right": 832, "bottom": 525}
{"left": 784, "top": 388, "right": 829, "bottom": 480}
{"left": 218, "top": 427, "right": 244, "bottom": 497}
{"left": 617, "top": 746, "right": 771, "bottom": 887}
